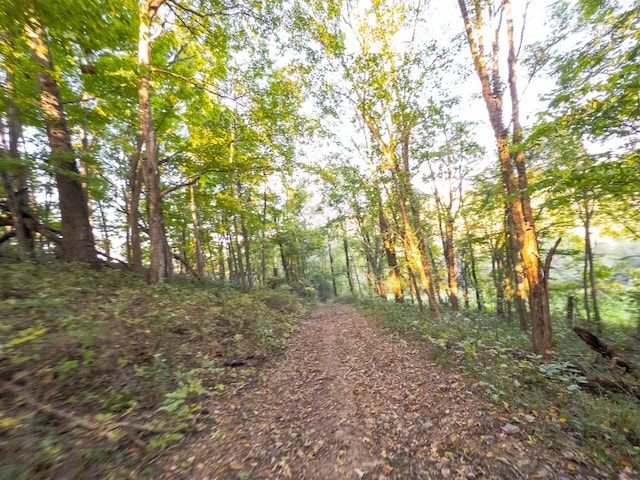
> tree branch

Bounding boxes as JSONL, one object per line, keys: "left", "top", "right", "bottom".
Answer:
{"left": 151, "top": 67, "right": 232, "bottom": 100}
{"left": 543, "top": 237, "right": 561, "bottom": 286}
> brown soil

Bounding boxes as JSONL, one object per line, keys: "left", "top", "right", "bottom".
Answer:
{"left": 153, "top": 303, "right": 617, "bottom": 480}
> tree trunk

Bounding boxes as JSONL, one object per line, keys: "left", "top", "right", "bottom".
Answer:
{"left": 343, "top": 236, "right": 356, "bottom": 296}
{"left": 566, "top": 295, "right": 575, "bottom": 327}
{"left": 379, "top": 206, "right": 403, "bottom": 302}
{"left": 458, "top": 0, "right": 553, "bottom": 356}
{"left": 328, "top": 239, "right": 338, "bottom": 297}
{"left": 467, "top": 245, "right": 483, "bottom": 311}
{"left": 1, "top": 67, "right": 33, "bottom": 259}
{"left": 506, "top": 211, "right": 529, "bottom": 330}
{"left": 125, "top": 138, "right": 144, "bottom": 270}
{"left": 400, "top": 138, "right": 441, "bottom": 319}
{"left": 97, "top": 200, "right": 111, "bottom": 258}
{"left": 583, "top": 193, "right": 602, "bottom": 334}
{"left": 189, "top": 183, "right": 205, "bottom": 278}
{"left": 241, "top": 213, "right": 253, "bottom": 288}
{"left": 233, "top": 217, "right": 245, "bottom": 288}
{"left": 27, "top": 23, "right": 97, "bottom": 264}
{"left": 492, "top": 252, "right": 506, "bottom": 317}
{"left": 138, "top": 0, "right": 169, "bottom": 282}
{"left": 260, "top": 185, "right": 268, "bottom": 286}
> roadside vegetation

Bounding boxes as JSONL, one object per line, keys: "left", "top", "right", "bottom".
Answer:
{"left": 0, "top": 258, "right": 310, "bottom": 479}
{"left": 347, "top": 297, "right": 640, "bottom": 473}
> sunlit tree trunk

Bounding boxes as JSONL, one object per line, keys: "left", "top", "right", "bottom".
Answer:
{"left": 435, "top": 192, "right": 459, "bottom": 310}
{"left": 458, "top": 0, "right": 553, "bottom": 356}
{"left": 400, "top": 138, "right": 441, "bottom": 318}
{"left": 27, "top": 22, "right": 97, "bottom": 264}
{"left": 379, "top": 205, "right": 403, "bottom": 302}
{"left": 506, "top": 213, "right": 530, "bottom": 330}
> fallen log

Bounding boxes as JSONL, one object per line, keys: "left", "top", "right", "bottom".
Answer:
{"left": 571, "top": 363, "right": 640, "bottom": 401}
{"left": 573, "top": 327, "right": 635, "bottom": 373}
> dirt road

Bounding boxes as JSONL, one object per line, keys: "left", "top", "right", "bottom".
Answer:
{"left": 157, "top": 303, "right": 609, "bottom": 479}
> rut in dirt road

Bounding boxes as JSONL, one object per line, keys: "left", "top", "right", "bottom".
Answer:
{"left": 162, "top": 303, "right": 590, "bottom": 480}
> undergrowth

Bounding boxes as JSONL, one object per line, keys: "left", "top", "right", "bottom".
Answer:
{"left": 0, "top": 258, "right": 310, "bottom": 479}
{"left": 343, "top": 296, "right": 640, "bottom": 474}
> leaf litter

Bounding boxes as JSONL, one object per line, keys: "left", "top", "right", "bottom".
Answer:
{"left": 155, "top": 303, "right": 620, "bottom": 479}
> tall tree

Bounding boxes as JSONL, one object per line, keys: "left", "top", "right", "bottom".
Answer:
{"left": 456, "top": 0, "right": 556, "bottom": 356}
{"left": 0, "top": 61, "right": 33, "bottom": 259}
{"left": 138, "top": 0, "right": 169, "bottom": 282}
{"left": 26, "top": 18, "right": 97, "bottom": 263}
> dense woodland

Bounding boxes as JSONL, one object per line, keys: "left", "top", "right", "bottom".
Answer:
{"left": 1, "top": 0, "right": 640, "bottom": 477}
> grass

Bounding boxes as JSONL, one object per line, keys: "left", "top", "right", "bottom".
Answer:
{"left": 0, "top": 257, "right": 311, "bottom": 479}
{"left": 342, "top": 295, "right": 640, "bottom": 474}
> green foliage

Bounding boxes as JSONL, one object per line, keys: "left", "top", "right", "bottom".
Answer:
{"left": 0, "top": 259, "right": 310, "bottom": 478}
{"left": 347, "top": 296, "right": 640, "bottom": 471}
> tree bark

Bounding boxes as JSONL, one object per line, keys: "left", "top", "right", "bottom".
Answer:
{"left": 27, "top": 23, "right": 97, "bottom": 263}
{"left": 138, "top": 0, "right": 169, "bottom": 282}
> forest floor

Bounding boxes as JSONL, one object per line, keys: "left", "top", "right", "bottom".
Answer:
{"left": 151, "top": 303, "right": 627, "bottom": 480}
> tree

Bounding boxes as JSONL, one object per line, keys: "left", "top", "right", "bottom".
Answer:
{"left": 456, "top": 0, "right": 556, "bottom": 356}
{"left": 137, "top": 0, "right": 170, "bottom": 282}
{"left": 420, "top": 110, "right": 483, "bottom": 311}
{"left": 26, "top": 16, "right": 98, "bottom": 263}
{"left": 0, "top": 61, "right": 34, "bottom": 259}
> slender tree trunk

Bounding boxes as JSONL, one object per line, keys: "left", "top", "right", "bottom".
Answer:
{"left": 458, "top": 0, "right": 553, "bottom": 356}
{"left": 406, "top": 263, "right": 424, "bottom": 313}
{"left": 241, "top": 214, "right": 253, "bottom": 288}
{"left": 217, "top": 242, "right": 226, "bottom": 281}
{"left": 343, "top": 236, "right": 356, "bottom": 296}
{"left": 79, "top": 93, "right": 93, "bottom": 226}
{"left": 138, "top": 0, "right": 169, "bottom": 282}
{"left": 470, "top": 245, "right": 483, "bottom": 311}
{"left": 582, "top": 194, "right": 602, "bottom": 333}
{"left": 260, "top": 185, "right": 268, "bottom": 286}
{"left": 328, "top": 239, "right": 338, "bottom": 297}
{"left": 566, "top": 295, "right": 575, "bottom": 327}
{"left": 443, "top": 211, "right": 459, "bottom": 310}
{"left": 128, "top": 139, "right": 144, "bottom": 271}
{"left": 461, "top": 259, "right": 471, "bottom": 309}
{"left": 227, "top": 233, "right": 237, "bottom": 283}
{"left": 189, "top": 184, "right": 205, "bottom": 278}
{"left": 1, "top": 68, "right": 33, "bottom": 259}
{"left": 27, "top": 23, "right": 96, "bottom": 263}
{"left": 97, "top": 200, "right": 111, "bottom": 258}
{"left": 379, "top": 206, "right": 403, "bottom": 302}
{"left": 399, "top": 138, "right": 441, "bottom": 319}
{"left": 232, "top": 217, "right": 245, "bottom": 288}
